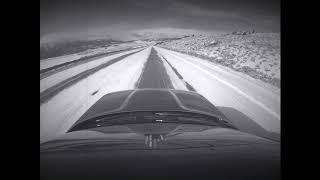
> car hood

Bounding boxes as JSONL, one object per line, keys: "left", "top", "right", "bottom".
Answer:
{"left": 41, "top": 126, "right": 279, "bottom": 152}
{"left": 41, "top": 124, "right": 280, "bottom": 179}
{"left": 41, "top": 89, "right": 280, "bottom": 179}
{"left": 72, "top": 89, "right": 227, "bottom": 127}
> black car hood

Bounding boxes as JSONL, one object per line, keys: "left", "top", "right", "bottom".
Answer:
{"left": 41, "top": 89, "right": 280, "bottom": 179}
{"left": 72, "top": 89, "right": 227, "bottom": 127}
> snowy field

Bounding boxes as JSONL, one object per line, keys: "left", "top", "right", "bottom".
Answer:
{"left": 158, "top": 33, "right": 280, "bottom": 88}
{"left": 155, "top": 46, "right": 280, "bottom": 134}
{"left": 40, "top": 48, "right": 143, "bottom": 93}
{"left": 40, "top": 47, "right": 152, "bottom": 143}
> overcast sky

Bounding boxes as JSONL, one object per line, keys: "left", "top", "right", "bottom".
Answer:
{"left": 40, "top": 0, "right": 280, "bottom": 40}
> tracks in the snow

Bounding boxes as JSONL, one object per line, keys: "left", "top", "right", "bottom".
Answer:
{"left": 40, "top": 47, "right": 142, "bottom": 80}
{"left": 40, "top": 49, "right": 144, "bottom": 105}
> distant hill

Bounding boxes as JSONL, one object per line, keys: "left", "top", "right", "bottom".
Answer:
{"left": 40, "top": 28, "right": 215, "bottom": 59}
{"left": 40, "top": 39, "right": 126, "bottom": 60}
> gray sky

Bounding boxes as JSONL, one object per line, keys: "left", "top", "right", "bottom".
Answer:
{"left": 40, "top": 0, "right": 280, "bottom": 40}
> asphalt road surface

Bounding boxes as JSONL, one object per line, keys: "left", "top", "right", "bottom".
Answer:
{"left": 136, "top": 48, "right": 174, "bottom": 89}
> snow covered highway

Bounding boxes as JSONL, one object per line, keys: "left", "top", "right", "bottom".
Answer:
{"left": 40, "top": 46, "right": 280, "bottom": 143}
{"left": 40, "top": 47, "right": 151, "bottom": 142}
{"left": 40, "top": 47, "right": 143, "bottom": 79}
{"left": 40, "top": 48, "right": 144, "bottom": 104}
{"left": 155, "top": 46, "right": 280, "bottom": 136}
{"left": 40, "top": 48, "right": 143, "bottom": 94}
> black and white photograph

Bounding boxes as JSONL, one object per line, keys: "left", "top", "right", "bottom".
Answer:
{"left": 40, "top": 0, "right": 280, "bottom": 179}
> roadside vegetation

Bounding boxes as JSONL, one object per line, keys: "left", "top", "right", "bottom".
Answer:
{"left": 158, "top": 31, "right": 280, "bottom": 88}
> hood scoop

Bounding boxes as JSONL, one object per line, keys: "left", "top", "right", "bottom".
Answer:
{"left": 123, "top": 90, "right": 184, "bottom": 112}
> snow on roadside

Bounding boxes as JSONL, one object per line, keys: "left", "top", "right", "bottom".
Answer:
{"left": 40, "top": 42, "right": 147, "bottom": 70}
{"left": 158, "top": 33, "right": 280, "bottom": 88}
{"left": 40, "top": 47, "right": 152, "bottom": 143}
{"left": 40, "top": 48, "right": 143, "bottom": 93}
{"left": 155, "top": 46, "right": 280, "bottom": 133}
{"left": 156, "top": 47, "right": 280, "bottom": 113}
{"left": 40, "top": 53, "right": 83, "bottom": 70}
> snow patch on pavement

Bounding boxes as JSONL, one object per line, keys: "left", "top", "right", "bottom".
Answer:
{"left": 40, "top": 47, "right": 152, "bottom": 143}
